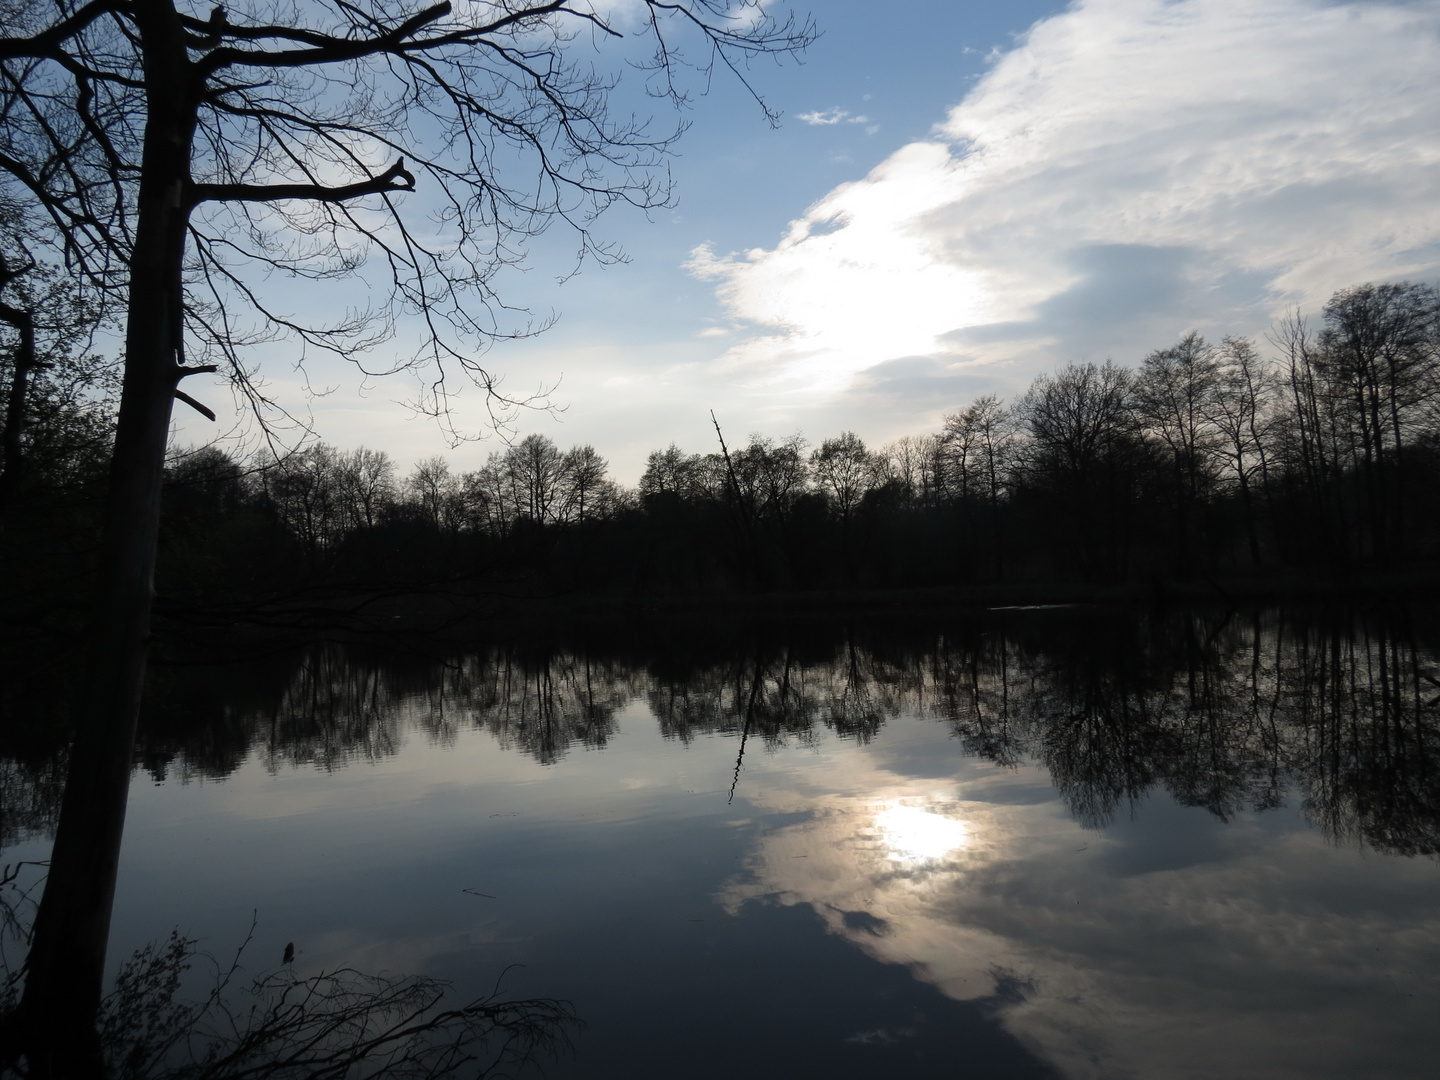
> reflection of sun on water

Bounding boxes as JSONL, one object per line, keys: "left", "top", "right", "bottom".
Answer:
{"left": 875, "top": 804, "right": 968, "bottom": 864}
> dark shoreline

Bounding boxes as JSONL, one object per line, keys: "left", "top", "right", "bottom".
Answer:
{"left": 464, "top": 568, "right": 1440, "bottom": 622}
{"left": 142, "top": 567, "right": 1440, "bottom": 637}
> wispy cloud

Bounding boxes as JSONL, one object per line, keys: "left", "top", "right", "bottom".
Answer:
{"left": 694, "top": 0, "right": 1440, "bottom": 402}
{"left": 796, "top": 107, "right": 871, "bottom": 126}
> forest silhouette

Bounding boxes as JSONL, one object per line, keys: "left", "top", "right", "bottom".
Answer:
{"left": 8, "top": 280, "right": 1440, "bottom": 649}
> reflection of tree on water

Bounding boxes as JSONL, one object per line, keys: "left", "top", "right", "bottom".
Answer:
{"left": 130, "top": 646, "right": 638, "bottom": 777}
{"left": 955, "top": 608, "right": 1440, "bottom": 852}
{"left": 86, "top": 607, "right": 1440, "bottom": 856}
{"left": 0, "top": 646, "right": 584, "bottom": 1074}
{"left": 0, "top": 759, "right": 64, "bottom": 849}
{"left": 256, "top": 649, "right": 404, "bottom": 772}
{"left": 0, "top": 860, "right": 43, "bottom": 990}
{"left": 1284, "top": 612, "right": 1440, "bottom": 855}
{"left": 829, "top": 630, "right": 884, "bottom": 743}
{"left": 650, "top": 646, "right": 819, "bottom": 748}
{"left": 467, "top": 649, "right": 631, "bottom": 766}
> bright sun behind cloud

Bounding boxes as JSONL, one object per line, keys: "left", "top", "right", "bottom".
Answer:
{"left": 690, "top": 0, "right": 1440, "bottom": 399}
{"left": 687, "top": 142, "right": 996, "bottom": 391}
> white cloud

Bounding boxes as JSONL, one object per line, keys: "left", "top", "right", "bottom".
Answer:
{"left": 687, "top": 142, "right": 994, "bottom": 392}
{"left": 694, "top": 0, "right": 1440, "bottom": 400}
{"left": 796, "top": 107, "right": 870, "bottom": 126}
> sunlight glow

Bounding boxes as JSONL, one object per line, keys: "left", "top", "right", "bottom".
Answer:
{"left": 689, "top": 0, "right": 1440, "bottom": 398}
{"left": 876, "top": 804, "right": 969, "bottom": 864}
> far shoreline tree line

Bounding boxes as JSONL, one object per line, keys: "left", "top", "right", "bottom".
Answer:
{"left": 8, "top": 280, "right": 1440, "bottom": 608}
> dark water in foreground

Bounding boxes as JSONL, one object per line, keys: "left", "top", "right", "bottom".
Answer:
{"left": 4, "top": 605, "right": 1439, "bottom": 1078}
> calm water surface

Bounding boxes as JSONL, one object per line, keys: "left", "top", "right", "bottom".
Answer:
{"left": 4, "top": 606, "right": 1438, "bottom": 1078}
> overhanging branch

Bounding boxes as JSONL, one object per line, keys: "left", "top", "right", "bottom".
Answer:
{"left": 174, "top": 388, "right": 216, "bottom": 421}
{"left": 0, "top": 0, "right": 127, "bottom": 63}
{"left": 189, "top": 157, "right": 415, "bottom": 205}
{"left": 197, "top": 1, "right": 458, "bottom": 74}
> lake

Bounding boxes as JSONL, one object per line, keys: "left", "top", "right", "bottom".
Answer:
{"left": 3, "top": 604, "right": 1438, "bottom": 1078}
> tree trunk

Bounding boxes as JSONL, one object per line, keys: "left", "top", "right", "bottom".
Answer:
{"left": 0, "top": 295, "right": 36, "bottom": 536}
{"left": 16, "top": 2, "right": 195, "bottom": 1070}
{"left": 1238, "top": 470, "right": 1262, "bottom": 567}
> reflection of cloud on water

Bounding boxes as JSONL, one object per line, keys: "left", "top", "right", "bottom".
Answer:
{"left": 719, "top": 751, "right": 1440, "bottom": 1080}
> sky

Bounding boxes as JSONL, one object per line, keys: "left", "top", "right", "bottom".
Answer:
{"left": 175, "top": 0, "right": 1440, "bottom": 484}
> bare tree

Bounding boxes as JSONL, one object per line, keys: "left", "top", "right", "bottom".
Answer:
{"left": 557, "top": 443, "right": 609, "bottom": 527}
{"left": 942, "top": 395, "right": 1012, "bottom": 507}
{"left": 881, "top": 433, "right": 938, "bottom": 505}
{"left": 809, "top": 431, "right": 875, "bottom": 582}
{"left": 506, "top": 433, "right": 565, "bottom": 524}
{"left": 0, "top": 0, "right": 813, "bottom": 1063}
{"left": 461, "top": 451, "right": 515, "bottom": 537}
{"left": 335, "top": 446, "right": 396, "bottom": 532}
{"left": 1317, "top": 282, "right": 1440, "bottom": 561}
{"left": 1016, "top": 363, "right": 1134, "bottom": 479}
{"left": 750, "top": 434, "right": 809, "bottom": 519}
{"left": 1268, "top": 289, "right": 1440, "bottom": 567}
{"left": 941, "top": 395, "right": 1013, "bottom": 576}
{"left": 1205, "top": 336, "right": 1279, "bottom": 565}
{"left": 261, "top": 442, "right": 343, "bottom": 556}
{"left": 0, "top": 201, "right": 116, "bottom": 532}
{"left": 1270, "top": 308, "right": 1347, "bottom": 561}
{"left": 809, "top": 431, "right": 875, "bottom": 524}
{"left": 1013, "top": 362, "right": 1138, "bottom": 580}
{"left": 638, "top": 443, "right": 701, "bottom": 501}
{"left": 407, "top": 454, "right": 458, "bottom": 532}
{"left": 1133, "top": 332, "right": 1222, "bottom": 571}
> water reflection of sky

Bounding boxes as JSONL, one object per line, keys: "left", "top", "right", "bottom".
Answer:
{"left": 6, "top": 625, "right": 1439, "bottom": 1078}
{"left": 721, "top": 715, "right": 1440, "bottom": 1079}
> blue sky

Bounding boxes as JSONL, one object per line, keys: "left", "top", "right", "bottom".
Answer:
{"left": 176, "top": 0, "right": 1440, "bottom": 483}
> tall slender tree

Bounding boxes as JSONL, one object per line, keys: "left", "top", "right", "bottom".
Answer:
{"left": 1318, "top": 282, "right": 1440, "bottom": 562}
{"left": 1206, "top": 336, "right": 1278, "bottom": 566}
{"left": 1134, "top": 332, "right": 1222, "bottom": 572}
